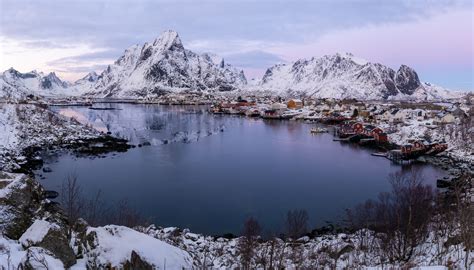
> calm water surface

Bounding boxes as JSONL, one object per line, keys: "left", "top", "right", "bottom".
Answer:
{"left": 36, "top": 103, "right": 446, "bottom": 235}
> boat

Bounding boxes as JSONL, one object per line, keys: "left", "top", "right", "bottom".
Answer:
{"left": 310, "top": 127, "right": 328, "bottom": 134}
{"left": 245, "top": 109, "right": 261, "bottom": 117}
{"left": 371, "top": 152, "right": 387, "bottom": 157}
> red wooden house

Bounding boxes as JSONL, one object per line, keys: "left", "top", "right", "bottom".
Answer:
{"left": 374, "top": 132, "right": 388, "bottom": 143}
{"left": 352, "top": 122, "right": 364, "bottom": 134}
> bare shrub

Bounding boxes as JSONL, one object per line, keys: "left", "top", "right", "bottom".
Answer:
{"left": 348, "top": 169, "right": 435, "bottom": 264}
{"left": 285, "top": 209, "right": 309, "bottom": 239}
{"left": 82, "top": 190, "right": 110, "bottom": 227}
{"left": 237, "top": 217, "right": 261, "bottom": 269}
{"left": 112, "top": 199, "right": 146, "bottom": 228}
{"left": 254, "top": 232, "right": 287, "bottom": 269}
{"left": 60, "top": 173, "right": 146, "bottom": 229}
{"left": 451, "top": 174, "right": 473, "bottom": 269}
{"left": 61, "top": 173, "right": 84, "bottom": 229}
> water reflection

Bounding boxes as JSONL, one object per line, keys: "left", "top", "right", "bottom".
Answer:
{"left": 43, "top": 104, "right": 447, "bottom": 235}
{"left": 57, "top": 108, "right": 108, "bottom": 133}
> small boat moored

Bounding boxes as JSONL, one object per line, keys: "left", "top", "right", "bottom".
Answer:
{"left": 310, "top": 127, "right": 328, "bottom": 134}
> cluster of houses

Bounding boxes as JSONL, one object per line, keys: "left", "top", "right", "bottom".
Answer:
{"left": 212, "top": 96, "right": 469, "bottom": 125}
{"left": 211, "top": 96, "right": 471, "bottom": 161}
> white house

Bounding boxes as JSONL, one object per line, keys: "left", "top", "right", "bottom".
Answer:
{"left": 435, "top": 112, "right": 455, "bottom": 124}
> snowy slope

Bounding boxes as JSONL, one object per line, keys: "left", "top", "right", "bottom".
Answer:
{"left": 85, "top": 225, "right": 193, "bottom": 268}
{"left": 0, "top": 68, "right": 72, "bottom": 98}
{"left": 71, "top": 71, "right": 99, "bottom": 95}
{"left": 252, "top": 53, "right": 460, "bottom": 100}
{"left": 86, "top": 30, "right": 247, "bottom": 98}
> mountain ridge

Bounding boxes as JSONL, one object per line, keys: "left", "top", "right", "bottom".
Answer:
{"left": 252, "top": 52, "right": 459, "bottom": 100}
{"left": 0, "top": 32, "right": 462, "bottom": 101}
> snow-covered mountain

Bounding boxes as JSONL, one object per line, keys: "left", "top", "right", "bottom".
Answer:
{"left": 0, "top": 68, "right": 72, "bottom": 99}
{"left": 0, "top": 32, "right": 462, "bottom": 101}
{"left": 252, "top": 53, "right": 459, "bottom": 100}
{"left": 85, "top": 30, "right": 247, "bottom": 98}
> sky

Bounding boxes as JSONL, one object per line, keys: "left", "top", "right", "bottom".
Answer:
{"left": 0, "top": 0, "right": 472, "bottom": 91}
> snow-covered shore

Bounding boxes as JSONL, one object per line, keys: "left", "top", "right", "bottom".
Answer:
{"left": 0, "top": 102, "right": 131, "bottom": 173}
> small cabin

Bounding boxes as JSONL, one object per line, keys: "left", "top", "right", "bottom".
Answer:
{"left": 287, "top": 99, "right": 303, "bottom": 110}
{"left": 352, "top": 123, "right": 364, "bottom": 133}
{"left": 263, "top": 109, "right": 278, "bottom": 116}
{"left": 374, "top": 132, "right": 388, "bottom": 143}
{"left": 401, "top": 144, "right": 413, "bottom": 154}
{"left": 371, "top": 127, "right": 383, "bottom": 136}
{"left": 413, "top": 140, "right": 426, "bottom": 150}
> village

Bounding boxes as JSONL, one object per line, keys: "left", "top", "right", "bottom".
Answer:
{"left": 205, "top": 93, "right": 473, "bottom": 164}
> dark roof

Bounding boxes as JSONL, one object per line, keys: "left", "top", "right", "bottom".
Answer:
{"left": 365, "top": 125, "right": 376, "bottom": 130}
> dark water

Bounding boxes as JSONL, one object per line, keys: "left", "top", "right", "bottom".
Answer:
{"left": 37, "top": 103, "right": 446, "bottom": 235}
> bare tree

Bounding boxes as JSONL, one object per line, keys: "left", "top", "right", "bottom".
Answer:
{"left": 60, "top": 173, "right": 146, "bottom": 228}
{"left": 378, "top": 170, "right": 435, "bottom": 263}
{"left": 82, "top": 190, "right": 110, "bottom": 226}
{"left": 237, "top": 217, "right": 261, "bottom": 269}
{"left": 61, "top": 173, "right": 84, "bottom": 230}
{"left": 285, "top": 209, "right": 309, "bottom": 240}
{"left": 451, "top": 174, "right": 473, "bottom": 269}
{"left": 348, "top": 169, "right": 435, "bottom": 264}
{"left": 113, "top": 199, "right": 145, "bottom": 227}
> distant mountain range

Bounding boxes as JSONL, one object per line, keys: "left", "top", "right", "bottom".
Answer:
{"left": 0, "top": 30, "right": 462, "bottom": 101}
{"left": 252, "top": 53, "right": 458, "bottom": 100}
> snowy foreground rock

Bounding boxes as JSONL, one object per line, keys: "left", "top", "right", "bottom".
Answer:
{"left": 0, "top": 172, "right": 193, "bottom": 269}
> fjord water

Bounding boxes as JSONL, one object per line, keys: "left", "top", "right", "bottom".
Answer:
{"left": 38, "top": 104, "right": 445, "bottom": 235}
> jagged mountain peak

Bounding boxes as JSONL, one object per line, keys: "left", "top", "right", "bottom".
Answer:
{"left": 395, "top": 64, "right": 421, "bottom": 95}
{"left": 42, "top": 72, "right": 68, "bottom": 89}
{"left": 0, "top": 68, "right": 73, "bottom": 98}
{"left": 84, "top": 30, "right": 246, "bottom": 98}
{"left": 4, "top": 68, "right": 39, "bottom": 79}
{"left": 75, "top": 71, "right": 99, "bottom": 84}
{"left": 152, "top": 30, "right": 183, "bottom": 50}
{"left": 201, "top": 53, "right": 225, "bottom": 68}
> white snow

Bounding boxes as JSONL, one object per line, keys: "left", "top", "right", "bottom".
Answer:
{"left": 0, "top": 172, "right": 26, "bottom": 198}
{"left": 247, "top": 53, "right": 461, "bottom": 101}
{"left": 0, "top": 237, "right": 65, "bottom": 269}
{"left": 0, "top": 103, "right": 101, "bottom": 171}
{"left": 87, "top": 225, "right": 193, "bottom": 268}
{"left": 19, "top": 220, "right": 59, "bottom": 247}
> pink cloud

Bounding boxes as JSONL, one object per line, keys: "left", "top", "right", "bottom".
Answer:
{"left": 269, "top": 8, "right": 473, "bottom": 71}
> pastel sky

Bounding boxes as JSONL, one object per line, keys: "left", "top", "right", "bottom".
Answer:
{"left": 0, "top": 0, "right": 472, "bottom": 91}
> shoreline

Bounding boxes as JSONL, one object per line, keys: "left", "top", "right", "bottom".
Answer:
{"left": 0, "top": 101, "right": 471, "bottom": 268}
{"left": 8, "top": 102, "right": 472, "bottom": 207}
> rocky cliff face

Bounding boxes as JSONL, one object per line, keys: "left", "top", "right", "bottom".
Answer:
{"left": 395, "top": 64, "right": 421, "bottom": 95}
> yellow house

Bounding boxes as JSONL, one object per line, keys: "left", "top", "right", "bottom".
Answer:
{"left": 287, "top": 99, "right": 303, "bottom": 109}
